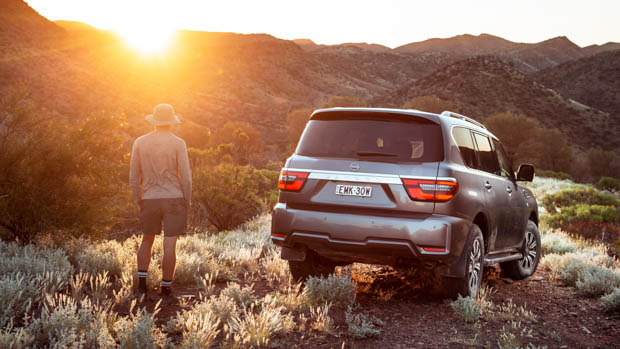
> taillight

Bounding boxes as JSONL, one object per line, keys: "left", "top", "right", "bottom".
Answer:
{"left": 401, "top": 178, "right": 458, "bottom": 202}
{"left": 278, "top": 169, "right": 309, "bottom": 191}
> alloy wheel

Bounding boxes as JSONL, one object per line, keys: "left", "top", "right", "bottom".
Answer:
{"left": 520, "top": 230, "right": 538, "bottom": 272}
{"left": 468, "top": 239, "right": 482, "bottom": 295}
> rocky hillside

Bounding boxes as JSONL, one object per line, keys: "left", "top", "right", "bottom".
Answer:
{"left": 533, "top": 49, "right": 620, "bottom": 117}
{"left": 0, "top": 0, "right": 64, "bottom": 49}
{"left": 394, "top": 34, "right": 586, "bottom": 73}
{"left": 1, "top": 0, "right": 619, "bottom": 154}
{"left": 375, "top": 56, "right": 620, "bottom": 151}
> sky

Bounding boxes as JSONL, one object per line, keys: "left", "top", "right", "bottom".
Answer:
{"left": 26, "top": 0, "right": 620, "bottom": 48}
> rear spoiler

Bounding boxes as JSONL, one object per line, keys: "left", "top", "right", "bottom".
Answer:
{"left": 310, "top": 108, "right": 440, "bottom": 124}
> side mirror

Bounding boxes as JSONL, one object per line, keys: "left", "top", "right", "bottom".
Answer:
{"left": 516, "top": 164, "right": 535, "bottom": 182}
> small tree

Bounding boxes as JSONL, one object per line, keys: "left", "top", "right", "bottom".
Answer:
{"left": 588, "top": 148, "right": 620, "bottom": 179}
{"left": 485, "top": 112, "right": 541, "bottom": 164}
{"left": 0, "top": 88, "right": 125, "bottom": 241}
{"left": 537, "top": 128, "right": 573, "bottom": 174}
{"left": 209, "top": 121, "right": 264, "bottom": 166}
{"left": 401, "top": 95, "right": 454, "bottom": 114}
{"left": 191, "top": 163, "right": 278, "bottom": 232}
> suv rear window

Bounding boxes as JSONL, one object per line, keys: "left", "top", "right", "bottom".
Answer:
{"left": 296, "top": 115, "right": 444, "bottom": 163}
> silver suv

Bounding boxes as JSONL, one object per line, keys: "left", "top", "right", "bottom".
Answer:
{"left": 271, "top": 108, "right": 540, "bottom": 298}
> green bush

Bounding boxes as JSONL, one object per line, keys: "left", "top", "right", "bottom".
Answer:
{"left": 596, "top": 177, "right": 620, "bottom": 192}
{"left": 191, "top": 163, "right": 278, "bottom": 232}
{"left": 345, "top": 305, "right": 384, "bottom": 338}
{"left": 576, "top": 266, "right": 620, "bottom": 297}
{"left": 601, "top": 288, "right": 620, "bottom": 313}
{"left": 450, "top": 295, "right": 482, "bottom": 323}
{"left": 542, "top": 188, "right": 619, "bottom": 214}
{"left": 303, "top": 274, "right": 356, "bottom": 308}
{"left": 536, "top": 170, "right": 573, "bottom": 181}
{"left": 0, "top": 90, "right": 126, "bottom": 241}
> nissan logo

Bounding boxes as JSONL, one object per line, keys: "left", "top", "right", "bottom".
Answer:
{"left": 350, "top": 163, "right": 360, "bottom": 172}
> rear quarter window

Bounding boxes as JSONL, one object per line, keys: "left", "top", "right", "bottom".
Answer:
{"left": 452, "top": 127, "right": 478, "bottom": 168}
{"left": 296, "top": 114, "right": 444, "bottom": 163}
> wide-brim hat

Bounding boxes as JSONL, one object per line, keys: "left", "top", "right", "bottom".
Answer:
{"left": 146, "top": 103, "right": 181, "bottom": 126}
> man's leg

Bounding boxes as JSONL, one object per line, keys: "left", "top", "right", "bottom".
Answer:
{"left": 161, "top": 236, "right": 177, "bottom": 295}
{"left": 137, "top": 234, "right": 155, "bottom": 292}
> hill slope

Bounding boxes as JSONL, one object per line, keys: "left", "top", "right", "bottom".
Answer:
{"left": 375, "top": 56, "right": 619, "bottom": 151}
{"left": 395, "top": 34, "right": 586, "bottom": 73}
{"left": 533, "top": 49, "right": 620, "bottom": 117}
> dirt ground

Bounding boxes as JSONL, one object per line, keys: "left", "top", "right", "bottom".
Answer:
{"left": 133, "top": 264, "right": 620, "bottom": 348}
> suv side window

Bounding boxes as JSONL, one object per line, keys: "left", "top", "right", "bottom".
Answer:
{"left": 452, "top": 127, "right": 478, "bottom": 168}
{"left": 472, "top": 133, "right": 501, "bottom": 175}
{"left": 492, "top": 139, "right": 514, "bottom": 180}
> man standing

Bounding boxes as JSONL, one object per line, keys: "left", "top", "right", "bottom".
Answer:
{"left": 129, "top": 103, "right": 192, "bottom": 299}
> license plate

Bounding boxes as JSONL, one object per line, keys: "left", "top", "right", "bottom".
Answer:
{"left": 335, "top": 184, "right": 372, "bottom": 197}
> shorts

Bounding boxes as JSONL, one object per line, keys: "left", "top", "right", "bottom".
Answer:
{"left": 140, "top": 198, "right": 188, "bottom": 237}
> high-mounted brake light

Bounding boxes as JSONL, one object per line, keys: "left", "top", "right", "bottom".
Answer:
{"left": 402, "top": 178, "right": 458, "bottom": 202}
{"left": 278, "top": 169, "right": 309, "bottom": 191}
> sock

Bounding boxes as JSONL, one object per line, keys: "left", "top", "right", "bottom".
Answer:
{"left": 138, "top": 270, "right": 148, "bottom": 292}
{"left": 161, "top": 279, "right": 172, "bottom": 295}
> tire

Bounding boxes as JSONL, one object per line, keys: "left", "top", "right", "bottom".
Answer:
{"left": 500, "top": 220, "right": 541, "bottom": 280}
{"left": 443, "top": 224, "right": 484, "bottom": 299}
{"left": 288, "top": 250, "right": 336, "bottom": 282}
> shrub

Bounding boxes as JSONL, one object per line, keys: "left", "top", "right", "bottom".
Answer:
{"left": 192, "top": 163, "right": 278, "bottom": 232}
{"left": 601, "top": 288, "right": 620, "bottom": 313}
{"left": 587, "top": 148, "right": 620, "bottom": 179}
{"left": 575, "top": 266, "right": 620, "bottom": 297}
{"left": 227, "top": 302, "right": 294, "bottom": 347}
{"left": 26, "top": 294, "right": 116, "bottom": 348}
{"left": 450, "top": 296, "right": 482, "bottom": 323}
{"left": 344, "top": 306, "right": 383, "bottom": 339}
{"left": 596, "top": 177, "right": 620, "bottom": 192}
{"left": 541, "top": 231, "right": 577, "bottom": 255}
{"left": 0, "top": 324, "right": 33, "bottom": 349}
{"left": 74, "top": 239, "right": 127, "bottom": 277}
{"left": 497, "top": 321, "right": 532, "bottom": 349}
{"left": 0, "top": 90, "right": 126, "bottom": 241}
{"left": 166, "top": 300, "right": 220, "bottom": 348}
{"left": 303, "top": 274, "right": 356, "bottom": 308}
{"left": 113, "top": 302, "right": 167, "bottom": 349}
{"left": 208, "top": 121, "right": 265, "bottom": 166}
{"left": 536, "top": 169, "right": 573, "bottom": 181}
{"left": 207, "top": 294, "right": 240, "bottom": 327}
{"left": 547, "top": 205, "right": 619, "bottom": 241}
{"left": 484, "top": 112, "right": 541, "bottom": 167}
{"left": 220, "top": 282, "right": 256, "bottom": 308}
{"left": 310, "top": 302, "right": 333, "bottom": 333}
{"left": 542, "top": 188, "right": 619, "bottom": 214}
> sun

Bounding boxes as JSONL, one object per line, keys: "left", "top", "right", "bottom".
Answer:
{"left": 115, "top": 24, "right": 177, "bottom": 54}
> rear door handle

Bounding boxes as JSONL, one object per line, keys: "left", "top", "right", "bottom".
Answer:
{"left": 484, "top": 181, "right": 492, "bottom": 190}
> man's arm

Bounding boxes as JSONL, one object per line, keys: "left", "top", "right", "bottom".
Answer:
{"left": 129, "top": 139, "right": 142, "bottom": 208}
{"left": 178, "top": 140, "right": 192, "bottom": 206}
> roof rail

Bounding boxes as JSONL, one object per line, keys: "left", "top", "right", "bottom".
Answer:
{"left": 440, "top": 111, "right": 486, "bottom": 129}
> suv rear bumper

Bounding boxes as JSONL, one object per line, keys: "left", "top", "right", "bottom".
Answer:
{"left": 271, "top": 203, "right": 473, "bottom": 277}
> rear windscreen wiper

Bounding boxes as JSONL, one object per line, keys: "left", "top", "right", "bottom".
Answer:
{"left": 356, "top": 151, "right": 398, "bottom": 157}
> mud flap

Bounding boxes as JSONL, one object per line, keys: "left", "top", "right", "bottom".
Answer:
{"left": 281, "top": 246, "right": 307, "bottom": 261}
{"left": 435, "top": 226, "right": 477, "bottom": 279}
